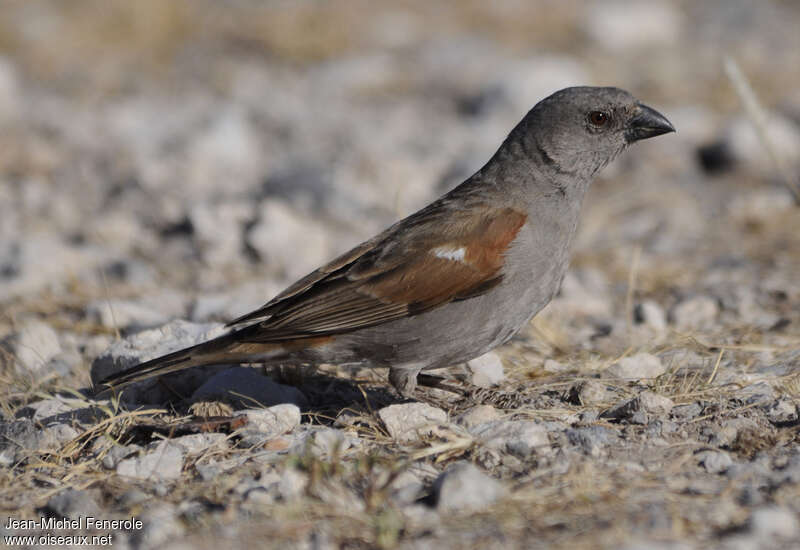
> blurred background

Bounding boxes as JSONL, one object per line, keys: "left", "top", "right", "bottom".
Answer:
{"left": 1, "top": 0, "right": 800, "bottom": 387}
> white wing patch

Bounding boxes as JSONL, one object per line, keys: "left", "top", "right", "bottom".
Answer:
{"left": 431, "top": 246, "right": 466, "bottom": 262}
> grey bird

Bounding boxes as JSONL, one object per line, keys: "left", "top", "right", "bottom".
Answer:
{"left": 94, "top": 86, "right": 674, "bottom": 398}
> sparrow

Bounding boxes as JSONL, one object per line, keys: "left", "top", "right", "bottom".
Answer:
{"left": 94, "top": 86, "right": 674, "bottom": 399}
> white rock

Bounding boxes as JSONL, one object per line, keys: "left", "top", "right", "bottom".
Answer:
{"left": 378, "top": 403, "right": 448, "bottom": 443}
{"left": 247, "top": 199, "right": 333, "bottom": 281}
{"left": 728, "top": 115, "right": 800, "bottom": 174}
{"left": 86, "top": 290, "right": 187, "bottom": 330}
{"left": 636, "top": 391, "right": 675, "bottom": 415}
{"left": 189, "top": 200, "right": 254, "bottom": 267}
{"left": 235, "top": 404, "right": 302, "bottom": 447}
{"left": 116, "top": 441, "right": 184, "bottom": 481}
{"left": 190, "top": 281, "right": 281, "bottom": 322}
{"left": 670, "top": 296, "right": 719, "bottom": 331}
{"left": 583, "top": 0, "right": 683, "bottom": 52}
{"left": 466, "top": 352, "right": 505, "bottom": 388}
{"left": 46, "top": 489, "right": 101, "bottom": 520}
{"left": 278, "top": 468, "right": 308, "bottom": 501}
{"left": 6, "top": 318, "right": 61, "bottom": 374}
{"left": 470, "top": 420, "right": 551, "bottom": 457}
{"left": 607, "top": 353, "right": 667, "bottom": 380}
{"left": 433, "top": 462, "right": 505, "bottom": 512}
{"left": 697, "top": 450, "right": 733, "bottom": 474}
{"left": 569, "top": 380, "right": 612, "bottom": 406}
{"left": 37, "top": 424, "right": 80, "bottom": 453}
{"left": 17, "top": 398, "right": 73, "bottom": 422}
{"left": 135, "top": 503, "right": 184, "bottom": 548}
{"left": 636, "top": 300, "right": 668, "bottom": 331}
{"left": 187, "top": 106, "right": 263, "bottom": 194}
{"left": 90, "top": 320, "right": 228, "bottom": 404}
{"left": 0, "top": 57, "right": 21, "bottom": 123}
{"left": 749, "top": 506, "right": 799, "bottom": 539}
{"left": 169, "top": 433, "right": 229, "bottom": 455}
{"left": 543, "top": 359, "right": 572, "bottom": 373}
{"left": 455, "top": 405, "right": 502, "bottom": 429}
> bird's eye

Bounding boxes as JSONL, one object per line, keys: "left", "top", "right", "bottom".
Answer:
{"left": 588, "top": 111, "right": 609, "bottom": 126}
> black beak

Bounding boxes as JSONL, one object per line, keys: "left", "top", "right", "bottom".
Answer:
{"left": 626, "top": 102, "right": 675, "bottom": 143}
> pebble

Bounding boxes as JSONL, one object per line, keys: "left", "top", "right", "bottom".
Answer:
{"left": 90, "top": 320, "right": 229, "bottom": 404}
{"left": 85, "top": 290, "right": 187, "bottom": 331}
{"left": 634, "top": 300, "right": 668, "bottom": 331}
{"left": 470, "top": 419, "right": 551, "bottom": 457}
{"left": 235, "top": 404, "right": 302, "bottom": 447}
{"left": 133, "top": 503, "right": 185, "bottom": 548}
{"left": 567, "top": 380, "right": 612, "bottom": 406}
{"left": 606, "top": 353, "right": 667, "bottom": 381}
{"left": 169, "top": 433, "right": 229, "bottom": 454}
{"left": 670, "top": 296, "right": 719, "bottom": 330}
{"left": 4, "top": 318, "right": 62, "bottom": 374}
{"left": 46, "top": 488, "right": 101, "bottom": 519}
{"left": 116, "top": 441, "right": 185, "bottom": 481}
{"left": 601, "top": 391, "right": 674, "bottom": 424}
{"left": 191, "top": 366, "right": 308, "bottom": 408}
{"left": 697, "top": 450, "right": 733, "bottom": 474}
{"left": 749, "top": 506, "right": 799, "bottom": 539}
{"left": 432, "top": 462, "right": 505, "bottom": 512}
{"left": 466, "top": 351, "right": 505, "bottom": 388}
{"left": 455, "top": 405, "right": 502, "bottom": 429}
{"left": 765, "top": 399, "right": 798, "bottom": 424}
{"left": 378, "top": 403, "right": 448, "bottom": 443}
{"left": 566, "top": 425, "right": 618, "bottom": 457}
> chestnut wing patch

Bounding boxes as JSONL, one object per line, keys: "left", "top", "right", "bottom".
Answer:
{"left": 231, "top": 207, "right": 526, "bottom": 342}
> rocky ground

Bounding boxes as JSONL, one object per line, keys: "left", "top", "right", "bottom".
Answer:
{"left": 2, "top": 1, "right": 800, "bottom": 549}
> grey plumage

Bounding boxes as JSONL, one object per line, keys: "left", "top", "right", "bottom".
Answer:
{"left": 95, "top": 86, "right": 674, "bottom": 398}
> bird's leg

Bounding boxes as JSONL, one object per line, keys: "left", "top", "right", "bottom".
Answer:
{"left": 415, "top": 373, "right": 469, "bottom": 396}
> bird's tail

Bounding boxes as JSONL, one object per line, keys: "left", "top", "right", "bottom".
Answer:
{"left": 92, "top": 333, "right": 247, "bottom": 396}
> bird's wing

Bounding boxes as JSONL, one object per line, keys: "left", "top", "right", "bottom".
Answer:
{"left": 226, "top": 204, "right": 527, "bottom": 342}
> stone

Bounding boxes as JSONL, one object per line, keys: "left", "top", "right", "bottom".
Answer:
{"left": 37, "top": 424, "right": 80, "bottom": 453}
{"left": 607, "top": 353, "right": 667, "bottom": 381}
{"left": 764, "top": 399, "right": 798, "bottom": 424}
{"left": 247, "top": 199, "right": 334, "bottom": 281}
{"left": 378, "top": 403, "right": 448, "bottom": 443}
{"left": 190, "top": 366, "right": 308, "bottom": 408}
{"left": 567, "top": 380, "right": 612, "bottom": 406}
{"left": 169, "top": 433, "right": 229, "bottom": 454}
{"left": 670, "top": 402, "right": 702, "bottom": 421}
{"left": 15, "top": 398, "right": 73, "bottom": 422}
{"left": 582, "top": 0, "right": 682, "bottom": 52}
{"left": 189, "top": 200, "right": 254, "bottom": 267}
{"left": 470, "top": 420, "right": 551, "bottom": 457}
{"left": 566, "top": 426, "right": 618, "bottom": 457}
{"left": 133, "top": 503, "right": 184, "bottom": 548}
{"left": 432, "top": 462, "right": 505, "bottom": 512}
{"left": 277, "top": 468, "right": 308, "bottom": 501}
{"left": 46, "top": 489, "right": 101, "bottom": 520}
{"left": 236, "top": 404, "right": 302, "bottom": 447}
{"left": 749, "top": 506, "right": 799, "bottom": 539}
{"left": 101, "top": 444, "right": 141, "bottom": 470}
{"left": 634, "top": 300, "right": 668, "bottom": 331}
{"left": 670, "top": 296, "right": 719, "bottom": 331}
{"left": 455, "top": 405, "right": 502, "bottom": 429}
{"left": 116, "top": 441, "right": 185, "bottom": 481}
{"left": 90, "top": 320, "right": 229, "bottom": 404}
{"left": 601, "top": 391, "right": 673, "bottom": 424}
{"left": 4, "top": 318, "right": 61, "bottom": 374}
{"left": 697, "top": 450, "right": 733, "bottom": 474}
{"left": 85, "top": 290, "right": 187, "bottom": 331}
{"left": 637, "top": 391, "right": 675, "bottom": 415}
{"left": 0, "top": 420, "right": 39, "bottom": 465}
{"left": 466, "top": 351, "right": 505, "bottom": 388}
